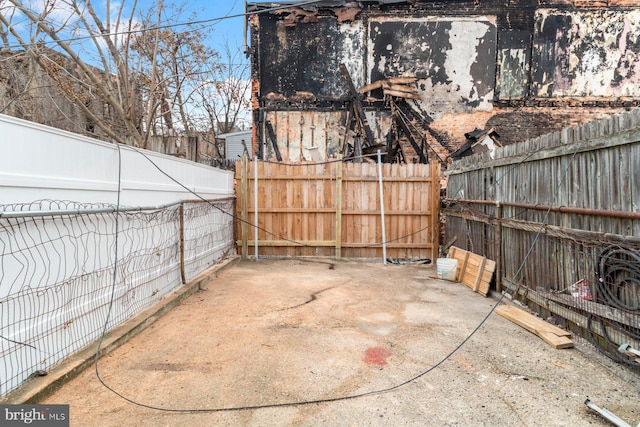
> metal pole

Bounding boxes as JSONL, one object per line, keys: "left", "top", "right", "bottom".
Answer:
{"left": 241, "top": 156, "right": 248, "bottom": 260}
{"left": 179, "top": 202, "right": 186, "bottom": 285}
{"left": 584, "top": 399, "right": 633, "bottom": 427}
{"left": 254, "top": 156, "right": 259, "bottom": 260}
{"left": 0, "top": 201, "right": 184, "bottom": 219}
{"left": 335, "top": 154, "right": 343, "bottom": 260}
{"left": 444, "top": 198, "right": 640, "bottom": 220}
{"left": 243, "top": 0, "right": 248, "bottom": 55}
{"left": 377, "top": 150, "right": 387, "bottom": 265}
{"left": 106, "top": 0, "right": 110, "bottom": 34}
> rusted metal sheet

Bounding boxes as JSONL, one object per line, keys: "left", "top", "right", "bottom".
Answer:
{"left": 368, "top": 16, "right": 497, "bottom": 119}
{"left": 532, "top": 9, "right": 640, "bottom": 98}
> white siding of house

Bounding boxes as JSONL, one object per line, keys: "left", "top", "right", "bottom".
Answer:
{"left": 221, "top": 130, "right": 252, "bottom": 160}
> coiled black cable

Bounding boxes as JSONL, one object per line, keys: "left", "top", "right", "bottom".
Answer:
{"left": 596, "top": 245, "right": 640, "bottom": 312}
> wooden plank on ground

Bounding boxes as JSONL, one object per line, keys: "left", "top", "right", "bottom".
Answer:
{"left": 477, "top": 259, "right": 496, "bottom": 296}
{"left": 461, "top": 252, "right": 485, "bottom": 290}
{"left": 495, "top": 305, "right": 573, "bottom": 349}
{"left": 495, "top": 305, "right": 571, "bottom": 337}
{"left": 448, "top": 246, "right": 467, "bottom": 281}
{"left": 447, "top": 246, "right": 496, "bottom": 296}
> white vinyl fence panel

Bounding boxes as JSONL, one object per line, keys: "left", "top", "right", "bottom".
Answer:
{"left": 0, "top": 115, "right": 236, "bottom": 397}
{"left": 0, "top": 114, "right": 234, "bottom": 205}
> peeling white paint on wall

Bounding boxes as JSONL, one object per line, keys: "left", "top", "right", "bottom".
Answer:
{"left": 442, "top": 20, "right": 494, "bottom": 110}
{"left": 498, "top": 48, "right": 528, "bottom": 98}
{"left": 367, "top": 16, "right": 496, "bottom": 120}
{"left": 536, "top": 9, "right": 640, "bottom": 97}
{"left": 339, "top": 21, "right": 366, "bottom": 89}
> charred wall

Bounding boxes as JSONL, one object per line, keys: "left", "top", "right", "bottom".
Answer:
{"left": 249, "top": 1, "right": 640, "bottom": 162}
{"left": 531, "top": 9, "right": 640, "bottom": 98}
{"left": 368, "top": 16, "right": 497, "bottom": 116}
{"left": 258, "top": 14, "right": 365, "bottom": 101}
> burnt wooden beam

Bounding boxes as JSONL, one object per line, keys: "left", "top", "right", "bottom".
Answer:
{"left": 359, "top": 80, "right": 384, "bottom": 94}
{"left": 265, "top": 121, "right": 283, "bottom": 162}
{"left": 353, "top": 135, "right": 363, "bottom": 162}
{"left": 394, "top": 113, "right": 427, "bottom": 164}
{"left": 384, "top": 89, "right": 420, "bottom": 100}
{"left": 385, "top": 128, "right": 394, "bottom": 163}
{"left": 339, "top": 63, "right": 376, "bottom": 147}
{"left": 341, "top": 105, "right": 353, "bottom": 156}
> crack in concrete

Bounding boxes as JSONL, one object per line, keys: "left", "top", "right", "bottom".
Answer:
{"left": 278, "top": 287, "right": 336, "bottom": 311}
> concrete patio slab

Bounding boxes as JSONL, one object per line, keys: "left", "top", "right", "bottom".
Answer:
{"left": 32, "top": 259, "right": 640, "bottom": 426}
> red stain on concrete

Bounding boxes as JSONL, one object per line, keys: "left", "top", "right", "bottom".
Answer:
{"left": 363, "top": 347, "right": 392, "bottom": 365}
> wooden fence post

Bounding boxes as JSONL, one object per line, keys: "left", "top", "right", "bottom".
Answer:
{"left": 335, "top": 155, "right": 343, "bottom": 260}
{"left": 432, "top": 162, "right": 441, "bottom": 259}
{"left": 241, "top": 155, "right": 249, "bottom": 259}
{"left": 495, "top": 201, "right": 502, "bottom": 293}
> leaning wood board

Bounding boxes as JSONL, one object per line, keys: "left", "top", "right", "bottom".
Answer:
{"left": 448, "top": 246, "right": 496, "bottom": 296}
{"left": 495, "top": 305, "right": 574, "bottom": 349}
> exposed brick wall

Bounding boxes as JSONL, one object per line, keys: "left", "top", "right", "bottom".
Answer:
{"left": 485, "top": 107, "right": 633, "bottom": 146}
{"left": 429, "top": 112, "right": 495, "bottom": 150}
{"left": 428, "top": 107, "right": 634, "bottom": 150}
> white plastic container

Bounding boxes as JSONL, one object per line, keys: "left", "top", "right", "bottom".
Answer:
{"left": 436, "top": 258, "right": 458, "bottom": 281}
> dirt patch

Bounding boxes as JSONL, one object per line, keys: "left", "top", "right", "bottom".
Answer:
{"left": 42, "top": 259, "right": 640, "bottom": 426}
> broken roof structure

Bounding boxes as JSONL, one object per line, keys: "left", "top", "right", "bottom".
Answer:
{"left": 246, "top": 0, "right": 640, "bottom": 164}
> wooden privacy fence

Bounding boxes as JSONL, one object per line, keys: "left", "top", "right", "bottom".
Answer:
{"left": 235, "top": 158, "right": 440, "bottom": 260}
{"left": 443, "top": 109, "right": 640, "bottom": 373}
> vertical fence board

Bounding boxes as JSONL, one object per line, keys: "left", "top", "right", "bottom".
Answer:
{"left": 236, "top": 160, "right": 439, "bottom": 260}
{"left": 444, "top": 111, "right": 640, "bottom": 374}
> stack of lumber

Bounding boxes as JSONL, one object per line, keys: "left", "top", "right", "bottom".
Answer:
{"left": 447, "top": 246, "right": 496, "bottom": 297}
{"left": 359, "top": 77, "right": 420, "bottom": 100}
{"left": 495, "top": 304, "right": 574, "bottom": 349}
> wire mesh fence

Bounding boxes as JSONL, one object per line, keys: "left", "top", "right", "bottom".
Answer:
{"left": 445, "top": 209, "right": 640, "bottom": 374}
{"left": 0, "top": 198, "right": 235, "bottom": 397}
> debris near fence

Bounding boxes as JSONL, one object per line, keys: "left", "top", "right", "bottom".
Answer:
{"left": 495, "top": 304, "right": 573, "bottom": 349}
{"left": 447, "top": 246, "right": 496, "bottom": 297}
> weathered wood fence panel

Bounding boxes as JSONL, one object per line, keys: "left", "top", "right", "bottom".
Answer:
{"left": 235, "top": 160, "right": 440, "bottom": 260}
{"left": 443, "top": 109, "right": 640, "bottom": 373}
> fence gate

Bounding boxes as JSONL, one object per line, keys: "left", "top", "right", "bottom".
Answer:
{"left": 235, "top": 158, "right": 440, "bottom": 260}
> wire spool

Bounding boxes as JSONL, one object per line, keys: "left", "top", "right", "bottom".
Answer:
{"left": 596, "top": 246, "right": 640, "bottom": 312}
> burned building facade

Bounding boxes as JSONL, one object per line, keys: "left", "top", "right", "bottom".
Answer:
{"left": 247, "top": 0, "right": 640, "bottom": 163}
